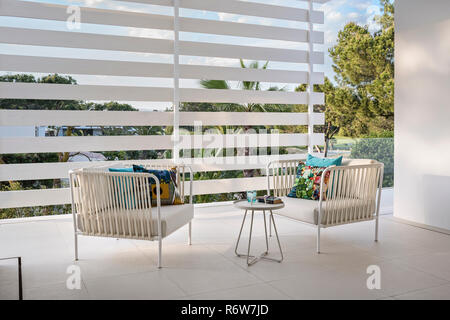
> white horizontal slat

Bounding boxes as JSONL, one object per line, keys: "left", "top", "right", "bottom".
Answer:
{"left": 178, "top": 133, "right": 312, "bottom": 149}
{"left": 184, "top": 154, "right": 307, "bottom": 173}
{"left": 190, "top": 177, "right": 268, "bottom": 195}
{"left": 0, "top": 135, "right": 173, "bottom": 154}
{"left": 180, "top": 64, "right": 325, "bottom": 84}
{"left": 0, "top": 0, "right": 174, "bottom": 30}
{"left": 311, "top": 132, "right": 325, "bottom": 145}
{"left": 179, "top": 112, "right": 324, "bottom": 126}
{"left": 0, "top": 159, "right": 175, "bottom": 182}
{"left": 311, "top": 112, "right": 326, "bottom": 126}
{"left": 0, "top": 82, "right": 325, "bottom": 105}
{"left": 179, "top": 17, "right": 324, "bottom": 44}
{"left": 0, "top": 154, "right": 308, "bottom": 181}
{"left": 0, "top": 110, "right": 173, "bottom": 126}
{"left": 0, "top": 0, "right": 324, "bottom": 44}
{"left": 0, "top": 27, "right": 323, "bottom": 64}
{"left": 122, "top": 0, "right": 324, "bottom": 23}
{"left": 0, "top": 175, "right": 270, "bottom": 208}
{"left": 181, "top": 89, "right": 324, "bottom": 105}
{"left": 0, "top": 82, "right": 174, "bottom": 101}
{"left": 179, "top": 40, "right": 324, "bottom": 64}
{"left": 0, "top": 27, "right": 173, "bottom": 55}
{"left": 0, "top": 54, "right": 173, "bottom": 79}
{"left": 0, "top": 110, "right": 324, "bottom": 127}
{"left": 0, "top": 55, "right": 324, "bottom": 84}
{"left": 0, "top": 133, "right": 323, "bottom": 154}
{"left": 0, "top": 188, "right": 71, "bottom": 209}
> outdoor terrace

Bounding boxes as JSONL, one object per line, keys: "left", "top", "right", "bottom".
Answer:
{"left": 1, "top": 204, "right": 449, "bottom": 300}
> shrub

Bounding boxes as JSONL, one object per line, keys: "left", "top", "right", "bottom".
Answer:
{"left": 350, "top": 138, "right": 394, "bottom": 187}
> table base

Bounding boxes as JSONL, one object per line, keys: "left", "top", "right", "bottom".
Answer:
{"left": 235, "top": 209, "right": 284, "bottom": 266}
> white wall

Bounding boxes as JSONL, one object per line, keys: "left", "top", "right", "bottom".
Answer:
{"left": 395, "top": 0, "right": 450, "bottom": 231}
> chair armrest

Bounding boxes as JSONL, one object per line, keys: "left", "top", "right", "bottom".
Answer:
{"left": 317, "top": 163, "right": 384, "bottom": 227}
{"left": 146, "top": 173, "right": 162, "bottom": 238}
{"left": 318, "top": 165, "right": 336, "bottom": 225}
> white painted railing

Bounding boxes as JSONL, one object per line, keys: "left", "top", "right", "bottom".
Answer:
{"left": 0, "top": 0, "right": 327, "bottom": 209}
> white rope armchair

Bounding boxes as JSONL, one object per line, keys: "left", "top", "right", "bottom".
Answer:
{"left": 69, "top": 163, "right": 194, "bottom": 268}
{"left": 266, "top": 159, "right": 384, "bottom": 253}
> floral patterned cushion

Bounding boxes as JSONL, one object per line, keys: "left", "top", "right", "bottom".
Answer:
{"left": 287, "top": 162, "right": 331, "bottom": 201}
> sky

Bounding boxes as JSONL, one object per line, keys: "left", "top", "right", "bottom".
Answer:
{"left": 0, "top": 0, "right": 384, "bottom": 110}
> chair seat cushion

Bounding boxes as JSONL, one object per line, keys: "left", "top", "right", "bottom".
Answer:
{"left": 275, "top": 197, "right": 375, "bottom": 225}
{"left": 276, "top": 197, "right": 319, "bottom": 224}
{"left": 341, "top": 159, "right": 377, "bottom": 166}
{"left": 77, "top": 204, "right": 193, "bottom": 238}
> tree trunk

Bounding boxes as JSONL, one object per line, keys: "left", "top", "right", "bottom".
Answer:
{"left": 323, "top": 121, "right": 333, "bottom": 158}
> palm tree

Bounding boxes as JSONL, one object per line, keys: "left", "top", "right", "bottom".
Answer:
{"left": 199, "top": 60, "right": 285, "bottom": 179}
{"left": 200, "top": 60, "right": 285, "bottom": 114}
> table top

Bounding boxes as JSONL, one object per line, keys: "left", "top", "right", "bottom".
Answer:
{"left": 233, "top": 199, "right": 285, "bottom": 211}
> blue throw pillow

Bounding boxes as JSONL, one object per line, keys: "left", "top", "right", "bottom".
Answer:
{"left": 109, "top": 167, "right": 134, "bottom": 173}
{"left": 306, "top": 154, "right": 343, "bottom": 167}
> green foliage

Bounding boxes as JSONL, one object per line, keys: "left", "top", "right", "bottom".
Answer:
{"left": 297, "top": 77, "right": 358, "bottom": 135}
{"left": 296, "top": 77, "right": 361, "bottom": 155}
{"left": 84, "top": 101, "right": 137, "bottom": 112}
{"left": 198, "top": 60, "right": 285, "bottom": 113}
{"left": 327, "top": 0, "right": 394, "bottom": 137}
{"left": 362, "top": 130, "right": 394, "bottom": 138}
{"left": 296, "top": 0, "right": 394, "bottom": 155}
{"left": 350, "top": 137, "right": 394, "bottom": 187}
{"left": 239, "top": 60, "right": 269, "bottom": 91}
{"left": 199, "top": 79, "right": 230, "bottom": 90}
{"left": 376, "top": 0, "right": 395, "bottom": 31}
{"left": 0, "top": 74, "right": 81, "bottom": 110}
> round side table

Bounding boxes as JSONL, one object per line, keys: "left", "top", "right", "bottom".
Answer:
{"left": 233, "top": 200, "right": 284, "bottom": 266}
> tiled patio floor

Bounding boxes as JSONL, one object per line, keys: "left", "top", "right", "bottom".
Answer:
{"left": 1, "top": 205, "right": 449, "bottom": 300}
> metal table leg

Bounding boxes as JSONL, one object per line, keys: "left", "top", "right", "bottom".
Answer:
{"left": 235, "top": 210, "right": 249, "bottom": 257}
{"left": 235, "top": 209, "right": 283, "bottom": 266}
{"left": 262, "top": 210, "right": 269, "bottom": 255}
{"left": 269, "top": 210, "right": 284, "bottom": 262}
{"left": 246, "top": 210, "right": 257, "bottom": 265}
{"left": 18, "top": 257, "right": 23, "bottom": 300}
{"left": 269, "top": 215, "right": 272, "bottom": 237}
